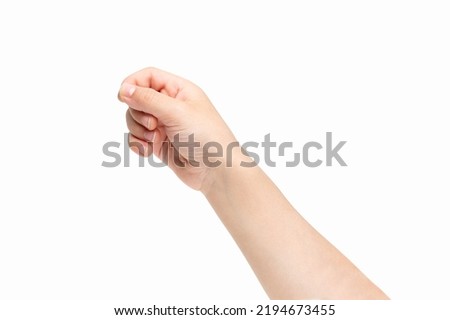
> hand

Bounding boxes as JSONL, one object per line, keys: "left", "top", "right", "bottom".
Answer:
{"left": 118, "top": 67, "right": 238, "bottom": 191}
{"left": 118, "top": 67, "right": 388, "bottom": 299}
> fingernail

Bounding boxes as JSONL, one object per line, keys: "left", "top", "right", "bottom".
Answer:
{"left": 144, "top": 115, "right": 152, "bottom": 130}
{"left": 121, "top": 83, "right": 136, "bottom": 98}
{"left": 144, "top": 131, "right": 155, "bottom": 142}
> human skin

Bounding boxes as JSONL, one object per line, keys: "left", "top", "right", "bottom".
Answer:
{"left": 118, "top": 67, "right": 388, "bottom": 299}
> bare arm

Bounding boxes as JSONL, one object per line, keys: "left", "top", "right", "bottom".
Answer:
{"left": 203, "top": 151, "right": 388, "bottom": 299}
{"left": 118, "top": 67, "right": 388, "bottom": 299}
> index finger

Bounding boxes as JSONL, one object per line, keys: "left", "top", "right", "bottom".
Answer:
{"left": 121, "top": 67, "right": 192, "bottom": 99}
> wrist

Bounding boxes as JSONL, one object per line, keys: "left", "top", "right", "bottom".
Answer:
{"left": 200, "top": 145, "right": 256, "bottom": 197}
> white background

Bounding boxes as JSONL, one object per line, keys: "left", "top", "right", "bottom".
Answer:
{"left": 0, "top": 0, "right": 449, "bottom": 300}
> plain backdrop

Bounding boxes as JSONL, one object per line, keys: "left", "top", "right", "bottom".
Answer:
{"left": 0, "top": 0, "right": 449, "bottom": 300}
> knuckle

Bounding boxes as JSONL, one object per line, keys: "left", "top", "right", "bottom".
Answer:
{"left": 126, "top": 110, "right": 137, "bottom": 131}
{"left": 145, "top": 66, "right": 157, "bottom": 72}
{"left": 125, "top": 109, "right": 131, "bottom": 123}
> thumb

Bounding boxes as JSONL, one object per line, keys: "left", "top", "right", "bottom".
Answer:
{"left": 118, "top": 83, "right": 178, "bottom": 121}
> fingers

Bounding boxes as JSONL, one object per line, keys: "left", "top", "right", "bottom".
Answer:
{"left": 128, "top": 133, "right": 153, "bottom": 157}
{"left": 126, "top": 108, "right": 158, "bottom": 142}
{"left": 121, "top": 67, "right": 191, "bottom": 97}
{"left": 118, "top": 67, "right": 197, "bottom": 123}
{"left": 119, "top": 83, "right": 182, "bottom": 122}
{"left": 129, "top": 108, "right": 158, "bottom": 131}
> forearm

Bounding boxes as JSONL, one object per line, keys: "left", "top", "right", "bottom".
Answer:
{"left": 202, "top": 150, "right": 388, "bottom": 299}
{"left": 118, "top": 67, "right": 387, "bottom": 299}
